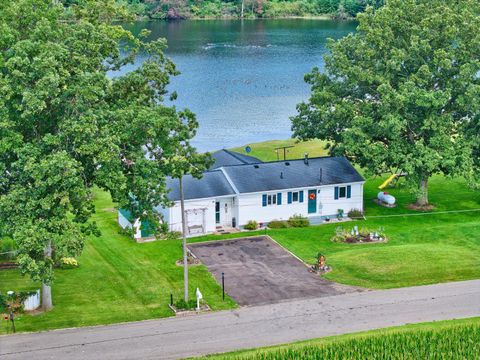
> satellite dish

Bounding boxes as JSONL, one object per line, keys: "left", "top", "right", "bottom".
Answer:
{"left": 245, "top": 146, "right": 251, "bottom": 153}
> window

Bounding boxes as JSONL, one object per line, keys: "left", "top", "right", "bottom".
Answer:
{"left": 263, "top": 193, "right": 282, "bottom": 207}
{"left": 292, "top": 192, "right": 299, "bottom": 202}
{"left": 288, "top": 191, "right": 304, "bottom": 204}
{"left": 334, "top": 185, "right": 351, "bottom": 200}
{"left": 268, "top": 194, "right": 277, "bottom": 205}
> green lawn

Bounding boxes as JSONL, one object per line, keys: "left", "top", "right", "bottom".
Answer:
{"left": 231, "top": 139, "right": 328, "bottom": 161}
{"left": 0, "top": 190, "right": 235, "bottom": 334}
{"left": 194, "top": 174, "right": 480, "bottom": 289}
{"left": 1, "top": 140, "right": 479, "bottom": 333}
{"left": 216, "top": 141, "right": 480, "bottom": 289}
{"left": 202, "top": 317, "right": 480, "bottom": 359}
{"left": 273, "top": 175, "right": 480, "bottom": 288}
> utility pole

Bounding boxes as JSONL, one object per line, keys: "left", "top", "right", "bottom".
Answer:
{"left": 274, "top": 145, "right": 294, "bottom": 161}
{"left": 179, "top": 176, "right": 188, "bottom": 302}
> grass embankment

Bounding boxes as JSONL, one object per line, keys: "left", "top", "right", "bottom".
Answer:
{"left": 0, "top": 190, "right": 235, "bottom": 334}
{"left": 203, "top": 317, "right": 480, "bottom": 359}
{"left": 231, "top": 139, "right": 328, "bottom": 161}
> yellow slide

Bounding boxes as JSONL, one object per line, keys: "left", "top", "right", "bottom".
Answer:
{"left": 379, "top": 174, "right": 398, "bottom": 190}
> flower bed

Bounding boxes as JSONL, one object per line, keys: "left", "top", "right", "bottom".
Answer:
{"left": 168, "top": 298, "right": 210, "bottom": 316}
{"left": 331, "top": 226, "right": 387, "bottom": 244}
{"left": 175, "top": 250, "right": 201, "bottom": 266}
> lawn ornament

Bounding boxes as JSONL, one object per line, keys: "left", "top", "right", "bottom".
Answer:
{"left": 318, "top": 254, "right": 326, "bottom": 268}
{"left": 196, "top": 288, "right": 203, "bottom": 311}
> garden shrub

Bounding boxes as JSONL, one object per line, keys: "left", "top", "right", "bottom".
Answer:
{"left": 287, "top": 214, "right": 310, "bottom": 227}
{"left": 174, "top": 299, "right": 198, "bottom": 310}
{"left": 347, "top": 208, "right": 364, "bottom": 219}
{"left": 61, "top": 257, "right": 79, "bottom": 268}
{"left": 244, "top": 220, "right": 259, "bottom": 230}
{"left": 162, "top": 231, "right": 181, "bottom": 240}
{"left": 267, "top": 220, "right": 288, "bottom": 229}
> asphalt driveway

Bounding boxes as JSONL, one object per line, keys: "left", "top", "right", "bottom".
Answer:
{"left": 188, "top": 236, "right": 361, "bottom": 306}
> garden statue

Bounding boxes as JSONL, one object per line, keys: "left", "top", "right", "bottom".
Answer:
{"left": 318, "top": 254, "right": 325, "bottom": 268}
{"left": 195, "top": 288, "right": 203, "bottom": 311}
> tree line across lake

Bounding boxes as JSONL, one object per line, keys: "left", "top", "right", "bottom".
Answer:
{"left": 116, "top": 0, "right": 385, "bottom": 20}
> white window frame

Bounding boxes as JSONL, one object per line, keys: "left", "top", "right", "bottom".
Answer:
{"left": 267, "top": 194, "right": 277, "bottom": 206}
{"left": 338, "top": 186, "right": 347, "bottom": 199}
{"left": 292, "top": 191, "right": 299, "bottom": 202}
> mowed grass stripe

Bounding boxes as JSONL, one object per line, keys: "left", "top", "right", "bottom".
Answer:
{"left": 0, "top": 189, "right": 236, "bottom": 333}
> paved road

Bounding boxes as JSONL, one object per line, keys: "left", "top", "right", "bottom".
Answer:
{"left": 1, "top": 280, "right": 479, "bottom": 360}
{"left": 189, "top": 236, "right": 361, "bottom": 305}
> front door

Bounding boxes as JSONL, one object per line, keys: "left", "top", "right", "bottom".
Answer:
{"left": 215, "top": 201, "right": 220, "bottom": 224}
{"left": 308, "top": 189, "right": 317, "bottom": 214}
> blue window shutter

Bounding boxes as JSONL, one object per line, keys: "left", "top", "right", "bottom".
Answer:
{"left": 287, "top": 192, "right": 292, "bottom": 204}
{"left": 277, "top": 193, "right": 282, "bottom": 205}
{"left": 334, "top": 186, "right": 339, "bottom": 200}
{"left": 299, "top": 191, "right": 304, "bottom": 203}
{"left": 347, "top": 185, "right": 351, "bottom": 199}
{"left": 262, "top": 194, "right": 267, "bottom": 207}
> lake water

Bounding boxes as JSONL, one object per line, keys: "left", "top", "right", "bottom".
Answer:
{"left": 124, "top": 20, "right": 357, "bottom": 151}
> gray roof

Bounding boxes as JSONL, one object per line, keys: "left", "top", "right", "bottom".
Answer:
{"left": 166, "top": 170, "right": 236, "bottom": 201}
{"left": 210, "top": 149, "right": 262, "bottom": 169}
{"left": 166, "top": 156, "right": 364, "bottom": 201}
{"left": 222, "top": 156, "right": 364, "bottom": 194}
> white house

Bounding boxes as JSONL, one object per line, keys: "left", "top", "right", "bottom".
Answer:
{"left": 118, "top": 150, "right": 365, "bottom": 239}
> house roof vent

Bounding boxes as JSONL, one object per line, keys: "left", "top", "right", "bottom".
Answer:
{"left": 285, "top": 162, "right": 290, "bottom": 166}
{"left": 254, "top": 164, "right": 259, "bottom": 169}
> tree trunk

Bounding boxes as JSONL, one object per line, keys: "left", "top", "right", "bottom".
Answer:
{"left": 179, "top": 176, "right": 188, "bottom": 302}
{"left": 42, "top": 240, "right": 53, "bottom": 311}
{"left": 42, "top": 282, "right": 53, "bottom": 311}
{"left": 416, "top": 178, "right": 429, "bottom": 206}
{"left": 241, "top": 0, "right": 244, "bottom": 18}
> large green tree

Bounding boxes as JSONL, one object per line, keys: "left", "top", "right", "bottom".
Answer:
{"left": 0, "top": 0, "right": 207, "bottom": 310}
{"left": 292, "top": 0, "right": 479, "bottom": 206}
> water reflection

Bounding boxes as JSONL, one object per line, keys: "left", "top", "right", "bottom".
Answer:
{"left": 119, "top": 19, "right": 356, "bottom": 151}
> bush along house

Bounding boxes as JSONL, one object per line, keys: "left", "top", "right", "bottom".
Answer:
{"left": 118, "top": 150, "right": 365, "bottom": 239}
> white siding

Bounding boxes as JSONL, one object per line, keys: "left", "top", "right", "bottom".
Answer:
{"left": 161, "top": 182, "right": 364, "bottom": 235}
{"left": 237, "top": 191, "right": 306, "bottom": 225}
{"left": 237, "top": 183, "right": 364, "bottom": 226}
{"left": 318, "top": 183, "right": 364, "bottom": 217}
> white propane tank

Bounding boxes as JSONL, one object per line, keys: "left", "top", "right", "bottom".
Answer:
{"left": 378, "top": 191, "right": 396, "bottom": 205}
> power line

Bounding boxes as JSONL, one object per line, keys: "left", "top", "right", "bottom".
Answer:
{"left": 365, "top": 208, "right": 480, "bottom": 219}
